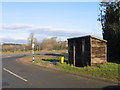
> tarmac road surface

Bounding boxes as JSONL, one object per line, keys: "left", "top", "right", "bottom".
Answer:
{"left": 2, "top": 54, "right": 119, "bottom": 88}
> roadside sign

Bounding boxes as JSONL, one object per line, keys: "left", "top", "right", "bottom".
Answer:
{"left": 37, "top": 43, "right": 40, "bottom": 46}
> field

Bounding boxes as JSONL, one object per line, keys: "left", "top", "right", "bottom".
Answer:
{"left": 1, "top": 50, "right": 67, "bottom": 54}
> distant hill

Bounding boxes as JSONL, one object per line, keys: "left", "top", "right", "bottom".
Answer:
{"left": 2, "top": 43, "right": 22, "bottom": 46}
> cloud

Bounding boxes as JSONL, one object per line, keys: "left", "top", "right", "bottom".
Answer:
{"left": 28, "top": 25, "right": 102, "bottom": 39}
{"left": 2, "top": 24, "right": 32, "bottom": 30}
{"left": 1, "top": 24, "right": 102, "bottom": 43}
{"left": 0, "top": 35, "right": 27, "bottom": 43}
{"left": 3, "top": 24, "right": 102, "bottom": 37}
{"left": 0, "top": 36, "right": 26, "bottom": 40}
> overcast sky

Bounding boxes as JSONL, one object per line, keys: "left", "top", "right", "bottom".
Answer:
{"left": 1, "top": 2, "right": 103, "bottom": 44}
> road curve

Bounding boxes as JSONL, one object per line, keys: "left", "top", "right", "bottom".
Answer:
{"left": 2, "top": 55, "right": 119, "bottom": 88}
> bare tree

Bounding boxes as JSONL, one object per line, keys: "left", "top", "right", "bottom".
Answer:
{"left": 28, "top": 33, "right": 37, "bottom": 50}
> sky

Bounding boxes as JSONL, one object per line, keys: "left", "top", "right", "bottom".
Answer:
{"left": 1, "top": 2, "right": 103, "bottom": 44}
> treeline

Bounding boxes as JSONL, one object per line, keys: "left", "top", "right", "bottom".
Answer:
{"left": 39, "top": 37, "right": 67, "bottom": 50}
{"left": 2, "top": 37, "right": 67, "bottom": 52}
{"left": 98, "top": 1, "right": 120, "bottom": 61}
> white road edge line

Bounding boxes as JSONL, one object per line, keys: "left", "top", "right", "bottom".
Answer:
{"left": 3, "top": 68, "right": 28, "bottom": 82}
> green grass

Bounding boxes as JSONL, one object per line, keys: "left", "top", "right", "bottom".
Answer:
{"left": 23, "top": 53, "right": 120, "bottom": 82}
{"left": 34, "top": 59, "right": 42, "bottom": 63}
{"left": 55, "top": 62, "right": 119, "bottom": 81}
{"left": 34, "top": 59, "right": 51, "bottom": 65}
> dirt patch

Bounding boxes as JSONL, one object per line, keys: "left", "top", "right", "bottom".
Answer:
{"left": 34, "top": 55, "right": 59, "bottom": 60}
{"left": 2, "top": 56, "right": 13, "bottom": 58}
{"left": 17, "top": 57, "right": 32, "bottom": 65}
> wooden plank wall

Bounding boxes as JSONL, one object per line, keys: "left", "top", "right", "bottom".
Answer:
{"left": 91, "top": 38, "right": 107, "bottom": 65}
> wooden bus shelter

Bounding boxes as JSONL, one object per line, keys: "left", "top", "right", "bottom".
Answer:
{"left": 67, "top": 35, "right": 107, "bottom": 67}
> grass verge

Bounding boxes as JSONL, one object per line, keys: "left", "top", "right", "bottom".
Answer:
{"left": 55, "top": 62, "right": 120, "bottom": 82}
{"left": 2, "top": 49, "right": 67, "bottom": 54}
{"left": 21, "top": 53, "right": 120, "bottom": 82}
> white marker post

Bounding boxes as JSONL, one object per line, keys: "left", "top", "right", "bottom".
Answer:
{"left": 32, "top": 43, "right": 35, "bottom": 63}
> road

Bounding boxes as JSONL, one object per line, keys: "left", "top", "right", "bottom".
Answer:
{"left": 2, "top": 54, "right": 119, "bottom": 88}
